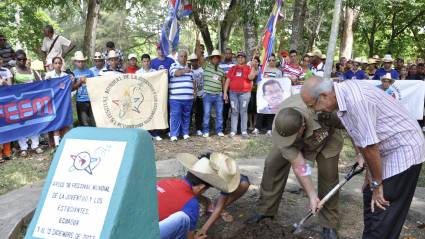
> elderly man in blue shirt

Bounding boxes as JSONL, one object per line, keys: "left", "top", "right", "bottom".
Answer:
{"left": 372, "top": 54, "right": 399, "bottom": 80}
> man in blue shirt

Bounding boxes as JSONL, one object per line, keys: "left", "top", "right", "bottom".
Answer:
{"left": 89, "top": 52, "right": 104, "bottom": 77}
{"left": 373, "top": 54, "right": 399, "bottom": 80}
{"left": 73, "top": 51, "right": 96, "bottom": 127}
{"left": 344, "top": 59, "right": 368, "bottom": 80}
{"left": 151, "top": 43, "right": 175, "bottom": 73}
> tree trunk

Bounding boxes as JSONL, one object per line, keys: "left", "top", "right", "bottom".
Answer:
{"left": 340, "top": 6, "right": 357, "bottom": 59}
{"left": 368, "top": 18, "right": 377, "bottom": 57}
{"left": 289, "top": 0, "right": 307, "bottom": 52}
{"left": 306, "top": 11, "right": 324, "bottom": 53}
{"left": 219, "top": 0, "right": 239, "bottom": 52}
{"left": 324, "top": 0, "right": 342, "bottom": 78}
{"left": 83, "top": 0, "right": 101, "bottom": 58}
{"left": 243, "top": 21, "right": 258, "bottom": 61}
{"left": 191, "top": 4, "right": 213, "bottom": 54}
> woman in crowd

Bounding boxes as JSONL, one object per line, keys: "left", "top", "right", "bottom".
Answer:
{"left": 11, "top": 50, "right": 44, "bottom": 156}
{"left": 45, "top": 56, "right": 70, "bottom": 147}
{"left": 399, "top": 65, "right": 408, "bottom": 80}
{"left": 224, "top": 51, "right": 255, "bottom": 138}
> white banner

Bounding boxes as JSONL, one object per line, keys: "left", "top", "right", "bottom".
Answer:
{"left": 256, "top": 77, "right": 292, "bottom": 114}
{"left": 364, "top": 80, "right": 425, "bottom": 120}
{"left": 87, "top": 71, "right": 169, "bottom": 130}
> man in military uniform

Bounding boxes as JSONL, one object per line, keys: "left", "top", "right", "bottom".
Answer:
{"left": 247, "top": 94, "right": 343, "bottom": 239}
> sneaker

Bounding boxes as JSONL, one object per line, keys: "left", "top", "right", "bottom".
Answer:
{"left": 241, "top": 132, "right": 249, "bottom": 138}
{"left": 252, "top": 128, "right": 259, "bottom": 135}
{"left": 20, "top": 150, "right": 28, "bottom": 157}
{"left": 229, "top": 132, "right": 236, "bottom": 137}
{"left": 217, "top": 132, "right": 225, "bottom": 137}
{"left": 170, "top": 136, "right": 178, "bottom": 141}
{"left": 183, "top": 135, "right": 190, "bottom": 140}
{"left": 266, "top": 130, "right": 272, "bottom": 136}
{"left": 196, "top": 130, "right": 203, "bottom": 136}
{"left": 202, "top": 133, "right": 209, "bottom": 138}
{"left": 35, "top": 147, "right": 44, "bottom": 154}
{"left": 154, "top": 136, "right": 163, "bottom": 141}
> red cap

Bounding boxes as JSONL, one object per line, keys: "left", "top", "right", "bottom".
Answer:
{"left": 280, "top": 50, "right": 289, "bottom": 58}
{"left": 156, "top": 43, "right": 161, "bottom": 50}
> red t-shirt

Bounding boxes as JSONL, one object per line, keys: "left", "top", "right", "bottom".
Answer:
{"left": 126, "top": 66, "right": 139, "bottom": 74}
{"left": 157, "top": 179, "right": 199, "bottom": 230}
{"left": 227, "top": 64, "right": 252, "bottom": 92}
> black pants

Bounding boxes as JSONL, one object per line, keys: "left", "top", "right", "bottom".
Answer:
{"left": 223, "top": 101, "right": 230, "bottom": 132}
{"left": 255, "top": 114, "right": 274, "bottom": 131}
{"left": 76, "top": 101, "right": 96, "bottom": 127}
{"left": 362, "top": 163, "right": 422, "bottom": 239}
{"left": 191, "top": 97, "right": 203, "bottom": 131}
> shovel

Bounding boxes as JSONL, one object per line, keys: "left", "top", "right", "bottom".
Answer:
{"left": 292, "top": 162, "right": 365, "bottom": 235}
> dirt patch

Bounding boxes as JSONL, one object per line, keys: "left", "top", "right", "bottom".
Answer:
{"left": 232, "top": 219, "right": 289, "bottom": 239}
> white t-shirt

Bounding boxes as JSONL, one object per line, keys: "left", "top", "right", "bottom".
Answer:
{"left": 0, "top": 67, "right": 13, "bottom": 80}
{"left": 41, "top": 34, "right": 72, "bottom": 62}
{"left": 45, "top": 70, "right": 68, "bottom": 79}
{"left": 135, "top": 68, "right": 156, "bottom": 75}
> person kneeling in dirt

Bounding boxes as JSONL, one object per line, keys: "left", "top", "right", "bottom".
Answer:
{"left": 196, "top": 152, "right": 250, "bottom": 236}
{"left": 158, "top": 152, "right": 249, "bottom": 239}
{"left": 246, "top": 94, "right": 344, "bottom": 239}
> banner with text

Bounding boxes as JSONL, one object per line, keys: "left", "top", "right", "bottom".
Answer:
{"left": 87, "top": 71, "right": 169, "bottom": 130}
{"left": 257, "top": 77, "right": 292, "bottom": 114}
{"left": 0, "top": 76, "right": 73, "bottom": 144}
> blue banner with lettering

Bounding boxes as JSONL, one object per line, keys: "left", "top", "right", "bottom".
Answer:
{"left": 0, "top": 76, "right": 73, "bottom": 144}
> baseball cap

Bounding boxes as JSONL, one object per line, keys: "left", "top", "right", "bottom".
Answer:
{"left": 128, "top": 53, "right": 137, "bottom": 60}
{"left": 237, "top": 51, "right": 246, "bottom": 57}
{"left": 272, "top": 108, "right": 304, "bottom": 147}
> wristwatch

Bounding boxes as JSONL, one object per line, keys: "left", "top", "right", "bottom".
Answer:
{"left": 370, "top": 180, "right": 382, "bottom": 191}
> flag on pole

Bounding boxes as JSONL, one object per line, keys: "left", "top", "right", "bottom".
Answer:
{"left": 160, "top": 0, "right": 192, "bottom": 56}
{"left": 261, "top": 0, "right": 283, "bottom": 73}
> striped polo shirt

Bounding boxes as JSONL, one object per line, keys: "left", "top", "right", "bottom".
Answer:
{"left": 334, "top": 80, "right": 425, "bottom": 179}
{"left": 203, "top": 63, "right": 225, "bottom": 94}
{"left": 219, "top": 60, "right": 236, "bottom": 74}
{"left": 169, "top": 62, "right": 194, "bottom": 100}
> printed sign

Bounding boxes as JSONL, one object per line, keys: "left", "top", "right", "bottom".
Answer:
{"left": 32, "top": 139, "right": 127, "bottom": 239}
{"left": 256, "top": 77, "right": 292, "bottom": 114}
{"left": 87, "top": 71, "right": 168, "bottom": 130}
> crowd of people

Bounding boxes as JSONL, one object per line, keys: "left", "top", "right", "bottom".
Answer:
{"left": 1, "top": 25, "right": 425, "bottom": 159}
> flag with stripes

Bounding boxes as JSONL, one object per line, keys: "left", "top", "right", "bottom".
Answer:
{"left": 160, "top": 0, "right": 192, "bottom": 56}
{"left": 261, "top": 0, "right": 283, "bottom": 73}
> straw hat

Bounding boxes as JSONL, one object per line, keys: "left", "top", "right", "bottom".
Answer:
{"left": 305, "top": 52, "right": 314, "bottom": 57}
{"left": 352, "top": 57, "right": 360, "bottom": 63}
{"left": 209, "top": 49, "right": 221, "bottom": 58}
{"left": 321, "top": 54, "right": 327, "bottom": 60}
{"left": 73, "top": 51, "right": 87, "bottom": 61}
{"left": 368, "top": 58, "right": 377, "bottom": 64}
{"left": 372, "top": 55, "right": 380, "bottom": 60}
{"left": 312, "top": 49, "right": 322, "bottom": 57}
{"left": 177, "top": 153, "right": 241, "bottom": 193}
{"left": 107, "top": 50, "right": 119, "bottom": 59}
{"left": 380, "top": 73, "right": 394, "bottom": 83}
{"left": 382, "top": 54, "right": 393, "bottom": 63}
{"left": 93, "top": 52, "right": 104, "bottom": 60}
{"left": 188, "top": 53, "right": 198, "bottom": 61}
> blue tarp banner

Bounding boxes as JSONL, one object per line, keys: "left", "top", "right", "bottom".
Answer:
{"left": 0, "top": 76, "right": 73, "bottom": 144}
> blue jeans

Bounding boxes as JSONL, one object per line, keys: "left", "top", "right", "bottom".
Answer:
{"left": 159, "top": 211, "right": 190, "bottom": 239}
{"left": 169, "top": 99, "right": 193, "bottom": 137}
{"left": 229, "top": 91, "right": 251, "bottom": 134}
{"left": 202, "top": 93, "right": 223, "bottom": 134}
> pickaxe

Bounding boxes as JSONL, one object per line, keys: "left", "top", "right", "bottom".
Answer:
{"left": 292, "top": 162, "right": 365, "bottom": 234}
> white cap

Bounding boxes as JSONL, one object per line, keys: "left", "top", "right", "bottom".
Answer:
{"left": 128, "top": 53, "right": 137, "bottom": 60}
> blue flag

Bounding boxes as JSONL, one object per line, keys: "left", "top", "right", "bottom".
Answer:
{"left": 0, "top": 76, "right": 73, "bottom": 144}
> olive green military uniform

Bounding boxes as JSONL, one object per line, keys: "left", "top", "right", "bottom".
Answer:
{"left": 257, "top": 94, "right": 343, "bottom": 229}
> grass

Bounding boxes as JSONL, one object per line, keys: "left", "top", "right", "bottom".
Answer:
{"left": 237, "top": 136, "right": 273, "bottom": 159}
{"left": 0, "top": 157, "right": 51, "bottom": 195}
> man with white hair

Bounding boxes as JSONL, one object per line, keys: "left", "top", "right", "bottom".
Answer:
{"left": 169, "top": 50, "right": 194, "bottom": 141}
{"left": 300, "top": 76, "right": 424, "bottom": 238}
